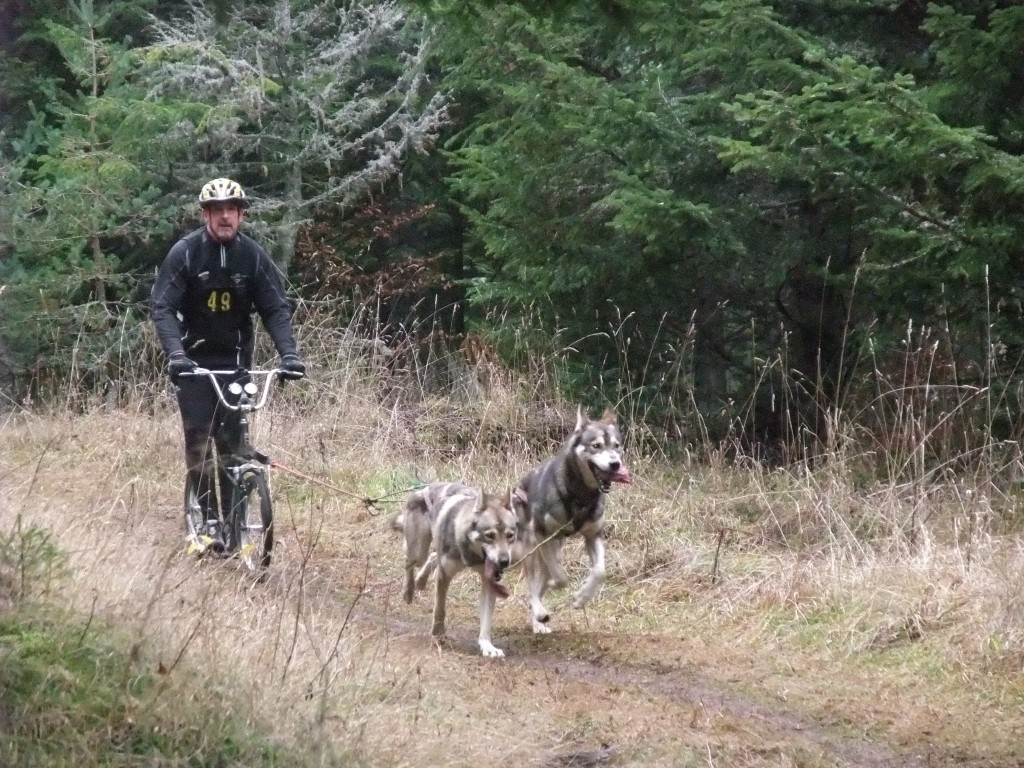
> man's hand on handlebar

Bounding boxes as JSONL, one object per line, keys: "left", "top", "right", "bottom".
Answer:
{"left": 167, "top": 351, "right": 198, "bottom": 383}
{"left": 279, "top": 354, "right": 306, "bottom": 380}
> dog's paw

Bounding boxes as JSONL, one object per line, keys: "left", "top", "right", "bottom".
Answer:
{"left": 546, "top": 561, "right": 570, "bottom": 589}
{"left": 572, "top": 571, "right": 604, "bottom": 608}
{"left": 572, "top": 586, "right": 597, "bottom": 608}
{"left": 530, "top": 602, "right": 551, "bottom": 622}
{"left": 479, "top": 640, "right": 506, "bottom": 658}
{"left": 572, "top": 586, "right": 597, "bottom": 609}
{"left": 531, "top": 609, "right": 552, "bottom": 634}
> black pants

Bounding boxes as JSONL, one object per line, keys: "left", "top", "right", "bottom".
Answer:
{"left": 176, "top": 370, "right": 249, "bottom": 521}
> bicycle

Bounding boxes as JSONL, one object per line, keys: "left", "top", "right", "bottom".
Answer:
{"left": 180, "top": 367, "right": 289, "bottom": 572}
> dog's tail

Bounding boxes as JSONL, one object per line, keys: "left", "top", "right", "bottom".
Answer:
{"left": 392, "top": 484, "right": 430, "bottom": 533}
{"left": 390, "top": 511, "right": 404, "bottom": 533}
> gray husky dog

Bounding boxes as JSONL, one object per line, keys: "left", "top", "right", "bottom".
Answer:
{"left": 396, "top": 481, "right": 523, "bottom": 657}
{"left": 512, "top": 407, "right": 632, "bottom": 633}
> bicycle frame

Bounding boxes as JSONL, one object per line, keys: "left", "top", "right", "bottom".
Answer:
{"left": 192, "top": 367, "right": 282, "bottom": 463}
{"left": 179, "top": 367, "right": 288, "bottom": 570}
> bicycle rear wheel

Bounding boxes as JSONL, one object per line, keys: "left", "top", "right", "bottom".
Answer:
{"left": 229, "top": 471, "right": 273, "bottom": 571}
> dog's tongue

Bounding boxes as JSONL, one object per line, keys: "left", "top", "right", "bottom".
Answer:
{"left": 484, "top": 560, "right": 511, "bottom": 599}
{"left": 611, "top": 466, "right": 633, "bottom": 484}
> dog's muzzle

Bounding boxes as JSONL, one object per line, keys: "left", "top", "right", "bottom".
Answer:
{"left": 592, "top": 459, "right": 633, "bottom": 492}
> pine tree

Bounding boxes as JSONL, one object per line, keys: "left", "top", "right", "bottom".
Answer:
{"left": 142, "top": 0, "right": 450, "bottom": 269}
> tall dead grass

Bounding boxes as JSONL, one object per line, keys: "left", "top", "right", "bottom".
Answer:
{"left": 4, "top": 304, "right": 1024, "bottom": 764}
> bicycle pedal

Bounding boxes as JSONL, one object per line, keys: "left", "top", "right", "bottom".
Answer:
{"left": 187, "top": 535, "right": 209, "bottom": 555}
{"left": 207, "top": 537, "right": 226, "bottom": 555}
{"left": 187, "top": 534, "right": 226, "bottom": 556}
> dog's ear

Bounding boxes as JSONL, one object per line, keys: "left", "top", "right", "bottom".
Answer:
{"left": 511, "top": 487, "right": 532, "bottom": 525}
{"left": 477, "top": 491, "right": 495, "bottom": 513}
{"left": 575, "top": 404, "right": 586, "bottom": 432}
{"left": 600, "top": 407, "right": 617, "bottom": 425}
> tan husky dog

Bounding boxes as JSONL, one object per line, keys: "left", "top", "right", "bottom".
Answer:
{"left": 396, "top": 482, "right": 524, "bottom": 657}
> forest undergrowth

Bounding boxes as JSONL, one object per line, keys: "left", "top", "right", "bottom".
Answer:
{"left": 3, "top": 321, "right": 1024, "bottom": 767}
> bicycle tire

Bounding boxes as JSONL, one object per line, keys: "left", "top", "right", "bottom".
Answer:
{"left": 184, "top": 474, "right": 205, "bottom": 540}
{"left": 229, "top": 470, "right": 273, "bottom": 571}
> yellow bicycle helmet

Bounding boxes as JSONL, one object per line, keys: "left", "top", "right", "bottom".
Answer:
{"left": 199, "top": 177, "right": 249, "bottom": 208}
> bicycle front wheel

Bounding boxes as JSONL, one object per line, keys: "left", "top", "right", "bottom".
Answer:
{"left": 229, "top": 471, "right": 273, "bottom": 571}
{"left": 184, "top": 474, "right": 205, "bottom": 541}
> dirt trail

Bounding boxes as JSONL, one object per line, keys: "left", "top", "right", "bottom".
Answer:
{"left": 3, "top": 416, "right": 1020, "bottom": 768}
{"left": 3, "top": 503, "right": 1007, "bottom": 768}
{"left": 284, "top": 541, "right": 984, "bottom": 768}
{"left": 365, "top": 619, "right": 961, "bottom": 767}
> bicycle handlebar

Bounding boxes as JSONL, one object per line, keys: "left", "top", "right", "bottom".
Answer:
{"left": 179, "top": 368, "right": 291, "bottom": 412}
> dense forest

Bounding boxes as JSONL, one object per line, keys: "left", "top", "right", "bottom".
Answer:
{"left": 3, "top": 0, "right": 1024, "bottom": 463}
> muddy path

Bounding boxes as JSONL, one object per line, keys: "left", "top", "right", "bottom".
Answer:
{"left": 3, "top": 414, "right": 1020, "bottom": 768}
{"left": 4, "top": 507, "right": 1010, "bottom": 768}
{"left": 272, "top": 535, "right": 997, "bottom": 768}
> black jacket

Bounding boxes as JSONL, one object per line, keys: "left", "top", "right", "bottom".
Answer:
{"left": 151, "top": 227, "right": 298, "bottom": 368}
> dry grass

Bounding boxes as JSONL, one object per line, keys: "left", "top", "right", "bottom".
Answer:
{"left": 4, "top": 321, "right": 1024, "bottom": 766}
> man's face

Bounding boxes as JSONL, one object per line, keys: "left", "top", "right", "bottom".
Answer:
{"left": 201, "top": 201, "right": 245, "bottom": 243}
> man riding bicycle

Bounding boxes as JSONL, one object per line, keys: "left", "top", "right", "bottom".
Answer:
{"left": 151, "top": 177, "right": 306, "bottom": 547}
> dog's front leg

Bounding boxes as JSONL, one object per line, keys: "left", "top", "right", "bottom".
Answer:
{"left": 527, "top": 544, "right": 553, "bottom": 634}
{"left": 540, "top": 536, "right": 569, "bottom": 590}
{"left": 572, "top": 528, "right": 605, "bottom": 609}
{"left": 478, "top": 579, "right": 505, "bottom": 658}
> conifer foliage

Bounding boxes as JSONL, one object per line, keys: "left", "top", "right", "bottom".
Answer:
{"left": 4, "top": 0, "right": 1024, "bottom": 456}
{"left": 143, "top": 0, "right": 450, "bottom": 270}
